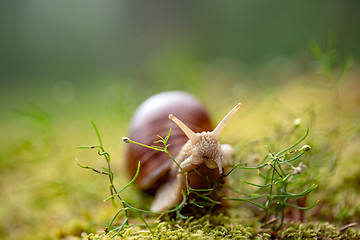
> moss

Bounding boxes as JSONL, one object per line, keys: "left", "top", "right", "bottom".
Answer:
{"left": 75, "top": 213, "right": 360, "bottom": 240}
{"left": 80, "top": 213, "right": 270, "bottom": 239}
{"left": 280, "top": 222, "right": 360, "bottom": 240}
{"left": 76, "top": 213, "right": 360, "bottom": 240}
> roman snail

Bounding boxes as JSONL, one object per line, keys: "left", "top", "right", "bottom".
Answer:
{"left": 124, "top": 91, "right": 242, "bottom": 212}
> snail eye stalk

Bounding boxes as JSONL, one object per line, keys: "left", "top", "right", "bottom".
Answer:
{"left": 169, "top": 114, "right": 200, "bottom": 143}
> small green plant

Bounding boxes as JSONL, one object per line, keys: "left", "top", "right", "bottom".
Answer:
{"left": 225, "top": 127, "right": 317, "bottom": 230}
{"left": 309, "top": 35, "right": 353, "bottom": 87}
{"left": 76, "top": 120, "right": 187, "bottom": 238}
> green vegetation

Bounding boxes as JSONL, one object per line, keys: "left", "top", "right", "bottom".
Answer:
{"left": 1, "top": 2, "right": 360, "bottom": 239}
{"left": 74, "top": 119, "right": 316, "bottom": 238}
{"left": 1, "top": 43, "right": 359, "bottom": 239}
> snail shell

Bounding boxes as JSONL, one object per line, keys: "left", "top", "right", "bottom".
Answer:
{"left": 125, "top": 91, "right": 212, "bottom": 194}
{"left": 125, "top": 91, "right": 241, "bottom": 212}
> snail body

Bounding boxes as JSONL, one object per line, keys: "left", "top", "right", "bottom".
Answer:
{"left": 125, "top": 91, "right": 241, "bottom": 212}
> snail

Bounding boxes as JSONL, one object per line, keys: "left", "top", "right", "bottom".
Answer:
{"left": 125, "top": 91, "right": 241, "bottom": 212}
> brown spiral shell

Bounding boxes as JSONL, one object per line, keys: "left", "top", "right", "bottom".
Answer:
{"left": 125, "top": 91, "right": 212, "bottom": 195}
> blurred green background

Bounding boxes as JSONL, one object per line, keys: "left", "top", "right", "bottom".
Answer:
{"left": 1, "top": 1, "right": 360, "bottom": 239}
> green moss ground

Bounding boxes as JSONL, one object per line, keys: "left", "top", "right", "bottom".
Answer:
{"left": 70, "top": 213, "right": 360, "bottom": 239}
{"left": 1, "top": 61, "right": 360, "bottom": 239}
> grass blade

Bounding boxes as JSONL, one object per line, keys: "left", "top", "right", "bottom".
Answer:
{"left": 90, "top": 119, "right": 103, "bottom": 148}
{"left": 276, "top": 127, "right": 309, "bottom": 157}
{"left": 285, "top": 200, "right": 319, "bottom": 210}
{"left": 104, "top": 162, "right": 141, "bottom": 202}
